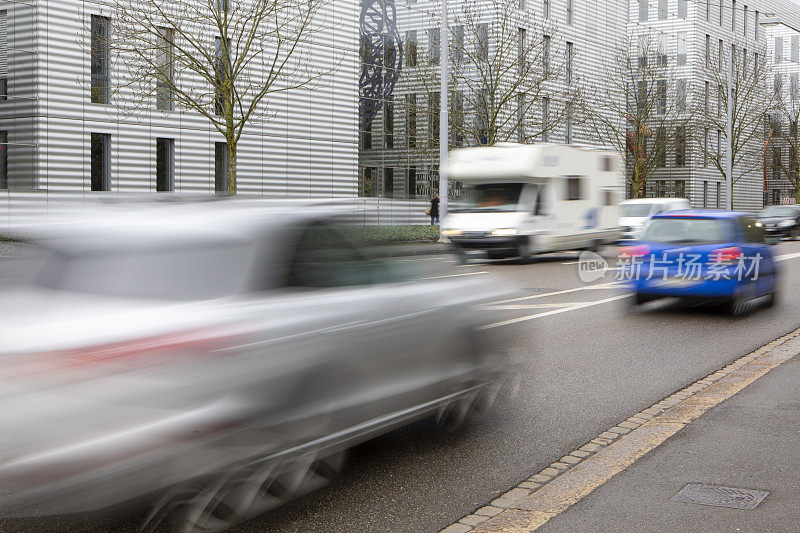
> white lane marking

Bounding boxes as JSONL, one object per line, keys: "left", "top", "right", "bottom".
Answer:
{"left": 479, "top": 294, "right": 630, "bottom": 330}
{"left": 422, "top": 271, "right": 490, "bottom": 280}
{"left": 489, "top": 281, "right": 622, "bottom": 305}
{"left": 483, "top": 302, "right": 610, "bottom": 310}
{"left": 776, "top": 251, "right": 800, "bottom": 262}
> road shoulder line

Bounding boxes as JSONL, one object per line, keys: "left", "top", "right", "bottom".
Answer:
{"left": 440, "top": 327, "right": 800, "bottom": 533}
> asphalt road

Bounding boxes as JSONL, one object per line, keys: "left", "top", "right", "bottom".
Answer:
{"left": 234, "top": 240, "right": 800, "bottom": 533}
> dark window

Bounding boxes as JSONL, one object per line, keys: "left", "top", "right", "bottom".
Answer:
{"left": 477, "top": 24, "right": 489, "bottom": 62}
{"left": 384, "top": 99, "right": 394, "bottom": 149}
{"left": 156, "top": 137, "right": 174, "bottom": 192}
{"left": 91, "top": 15, "right": 111, "bottom": 104}
{"left": 215, "top": 141, "right": 228, "bottom": 194}
{"left": 565, "top": 177, "right": 584, "bottom": 200}
{"left": 407, "top": 167, "right": 417, "bottom": 199}
{"left": 406, "top": 94, "right": 417, "bottom": 148}
{"left": 361, "top": 122, "right": 372, "bottom": 150}
{"left": 405, "top": 31, "right": 418, "bottom": 67}
{"left": 429, "top": 28, "right": 440, "bottom": 65}
{"left": 675, "top": 126, "right": 686, "bottom": 167}
{"left": 603, "top": 190, "right": 615, "bottom": 206}
{"left": 0, "top": 79, "right": 6, "bottom": 102}
{"left": 156, "top": 27, "right": 174, "bottom": 111}
{"left": 384, "top": 167, "right": 394, "bottom": 198}
{"left": 429, "top": 92, "right": 440, "bottom": 144}
{"left": 90, "top": 133, "right": 110, "bottom": 191}
{"left": 0, "top": 9, "right": 7, "bottom": 102}
{"left": 214, "top": 37, "right": 229, "bottom": 116}
{"left": 0, "top": 131, "right": 6, "bottom": 189}
{"left": 601, "top": 156, "right": 615, "bottom": 172}
{"left": 360, "top": 167, "right": 376, "bottom": 197}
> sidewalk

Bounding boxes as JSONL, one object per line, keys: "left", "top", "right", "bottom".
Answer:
{"left": 538, "top": 341, "right": 800, "bottom": 532}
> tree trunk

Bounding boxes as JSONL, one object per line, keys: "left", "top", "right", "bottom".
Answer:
{"left": 227, "top": 139, "right": 237, "bottom": 196}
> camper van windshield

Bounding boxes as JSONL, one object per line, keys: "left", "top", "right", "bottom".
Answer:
{"left": 452, "top": 183, "right": 525, "bottom": 213}
{"left": 622, "top": 203, "right": 658, "bottom": 218}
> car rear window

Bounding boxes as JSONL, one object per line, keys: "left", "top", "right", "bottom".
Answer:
{"left": 33, "top": 243, "right": 254, "bottom": 300}
{"left": 640, "top": 217, "right": 734, "bottom": 245}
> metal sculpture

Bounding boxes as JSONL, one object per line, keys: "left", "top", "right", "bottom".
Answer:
{"left": 359, "top": 0, "right": 403, "bottom": 131}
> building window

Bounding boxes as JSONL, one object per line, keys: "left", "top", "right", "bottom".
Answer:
{"left": 517, "top": 93, "right": 525, "bottom": 142}
{"left": 566, "top": 0, "right": 573, "bottom": 25}
{"left": 658, "top": 0, "right": 667, "bottom": 20}
{"left": 361, "top": 122, "right": 372, "bottom": 150}
{"left": 676, "top": 79, "right": 687, "bottom": 113}
{"left": 477, "top": 24, "right": 489, "bottom": 62}
{"left": 639, "top": 0, "right": 648, "bottom": 22}
{"left": 703, "top": 128, "right": 709, "bottom": 166}
{"left": 361, "top": 167, "right": 376, "bottom": 197}
{"left": 517, "top": 28, "right": 526, "bottom": 74}
{"left": 428, "top": 92, "right": 440, "bottom": 144}
{"left": 384, "top": 99, "right": 394, "bottom": 149}
{"left": 453, "top": 26, "right": 464, "bottom": 64}
{"left": 406, "top": 94, "right": 417, "bottom": 148}
{"left": 703, "top": 181, "right": 708, "bottom": 207}
{"left": 565, "top": 103, "right": 573, "bottom": 143}
{"left": 156, "top": 27, "right": 174, "bottom": 111}
{"left": 655, "top": 128, "right": 666, "bottom": 167}
{"left": 543, "top": 35, "right": 551, "bottom": 75}
{"left": 731, "top": 0, "right": 736, "bottom": 30}
{"left": 792, "top": 73, "right": 799, "bottom": 100}
{"left": 0, "top": 131, "right": 6, "bottom": 189}
{"left": 775, "top": 73, "right": 783, "bottom": 97}
{"left": 743, "top": 5, "right": 748, "bottom": 36}
{"left": 90, "top": 133, "right": 111, "bottom": 191}
{"left": 716, "top": 130, "right": 722, "bottom": 159}
{"left": 90, "top": 15, "right": 111, "bottom": 104}
{"left": 718, "top": 39, "right": 723, "bottom": 71}
{"left": 405, "top": 31, "right": 418, "bottom": 67}
{"left": 214, "top": 37, "right": 225, "bottom": 116}
{"left": 678, "top": 0, "right": 687, "bottom": 18}
{"left": 214, "top": 141, "right": 228, "bottom": 194}
{"left": 566, "top": 42, "right": 573, "bottom": 84}
{"left": 542, "top": 97, "right": 550, "bottom": 141}
{"left": 407, "top": 166, "right": 417, "bottom": 199}
{"left": 773, "top": 146, "right": 782, "bottom": 182}
{"left": 718, "top": 0, "right": 723, "bottom": 26}
{"left": 156, "top": 138, "right": 175, "bottom": 192}
{"left": 755, "top": 11, "right": 759, "bottom": 39}
{"left": 429, "top": 27, "right": 440, "bottom": 66}
{"left": 677, "top": 32, "right": 687, "bottom": 66}
{"left": 384, "top": 167, "right": 394, "bottom": 198}
{"left": 706, "top": 0, "right": 710, "bottom": 21}
{"left": 775, "top": 37, "right": 783, "bottom": 64}
{"left": 716, "top": 182, "right": 721, "bottom": 208}
{"left": 793, "top": 36, "right": 800, "bottom": 63}
{"left": 658, "top": 33, "right": 667, "bottom": 66}
{"left": 454, "top": 91, "right": 465, "bottom": 146}
{"left": 543, "top": 0, "right": 550, "bottom": 18}
{"left": 705, "top": 35, "right": 710, "bottom": 68}
{"left": 704, "top": 81, "right": 709, "bottom": 115}
{"left": 656, "top": 79, "right": 666, "bottom": 115}
{"left": 676, "top": 126, "right": 686, "bottom": 166}
{"left": 0, "top": 10, "right": 7, "bottom": 102}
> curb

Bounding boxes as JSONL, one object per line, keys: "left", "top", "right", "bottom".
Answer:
{"left": 440, "top": 327, "right": 800, "bottom": 533}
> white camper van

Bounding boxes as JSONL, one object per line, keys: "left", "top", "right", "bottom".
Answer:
{"left": 443, "top": 143, "right": 624, "bottom": 260}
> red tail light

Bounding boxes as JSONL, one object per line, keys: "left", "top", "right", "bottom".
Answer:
{"left": 5, "top": 327, "right": 248, "bottom": 381}
{"left": 618, "top": 244, "right": 650, "bottom": 259}
{"left": 710, "top": 246, "right": 742, "bottom": 264}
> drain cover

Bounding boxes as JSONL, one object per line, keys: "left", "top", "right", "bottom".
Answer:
{"left": 671, "top": 484, "right": 769, "bottom": 510}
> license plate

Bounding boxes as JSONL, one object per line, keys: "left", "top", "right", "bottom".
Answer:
{"left": 651, "top": 277, "right": 698, "bottom": 288}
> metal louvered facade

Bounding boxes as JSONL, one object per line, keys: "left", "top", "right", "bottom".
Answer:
{"left": 0, "top": 0, "right": 370, "bottom": 229}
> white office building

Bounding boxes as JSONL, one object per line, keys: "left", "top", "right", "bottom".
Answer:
{"left": 0, "top": 0, "right": 362, "bottom": 227}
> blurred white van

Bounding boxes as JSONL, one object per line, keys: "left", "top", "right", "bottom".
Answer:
{"left": 618, "top": 197, "right": 690, "bottom": 240}
{"left": 443, "top": 143, "right": 624, "bottom": 260}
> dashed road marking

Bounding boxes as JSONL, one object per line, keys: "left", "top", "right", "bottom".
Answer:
{"left": 478, "top": 294, "right": 629, "bottom": 330}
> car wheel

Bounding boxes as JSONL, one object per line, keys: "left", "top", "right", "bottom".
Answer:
{"left": 766, "top": 277, "right": 778, "bottom": 308}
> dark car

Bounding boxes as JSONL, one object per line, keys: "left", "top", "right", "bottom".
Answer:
{"left": 757, "top": 205, "right": 800, "bottom": 239}
{"left": 621, "top": 210, "right": 779, "bottom": 316}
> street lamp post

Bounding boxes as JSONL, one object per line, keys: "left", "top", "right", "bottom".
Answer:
{"left": 726, "top": 43, "right": 734, "bottom": 210}
{"left": 439, "top": 0, "right": 449, "bottom": 236}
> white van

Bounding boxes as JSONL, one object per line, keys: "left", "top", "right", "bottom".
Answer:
{"left": 618, "top": 197, "right": 691, "bottom": 240}
{"left": 443, "top": 143, "right": 624, "bottom": 260}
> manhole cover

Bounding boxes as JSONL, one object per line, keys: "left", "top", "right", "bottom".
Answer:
{"left": 671, "top": 484, "right": 769, "bottom": 510}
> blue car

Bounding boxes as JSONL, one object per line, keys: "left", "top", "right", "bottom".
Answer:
{"left": 620, "top": 210, "right": 779, "bottom": 315}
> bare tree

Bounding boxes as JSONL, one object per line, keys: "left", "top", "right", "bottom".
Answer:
{"left": 415, "top": 0, "right": 578, "bottom": 149}
{"left": 692, "top": 40, "right": 772, "bottom": 205}
{"left": 769, "top": 79, "right": 800, "bottom": 203}
{"left": 583, "top": 34, "right": 692, "bottom": 198}
{"left": 103, "top": 0, "right": 330, "bottom": 194}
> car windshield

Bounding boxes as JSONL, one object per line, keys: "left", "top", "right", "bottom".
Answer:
{"left": 641, "top": 217, "right": 733, "bottom": 244}
{"left": 451, "top": 183, "right": 525, "bottom": 213}
{"left": 622, "top": 203, "right": 658, "bottom": 217}
{"left": 760, "top": 206, "right": 798, "bottom": 218}
{"left": 32, "top": 242, "right": 253, "bottom": 300}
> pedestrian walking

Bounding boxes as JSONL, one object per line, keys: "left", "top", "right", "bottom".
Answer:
{"left": 426, "top": 195, "right": 440, "bottom": 226}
